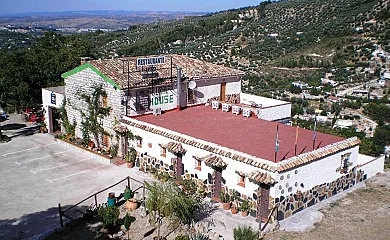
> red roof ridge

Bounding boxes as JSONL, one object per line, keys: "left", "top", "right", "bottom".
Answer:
{"left": 277, "top": 137, "right": 361, "bottom": 172}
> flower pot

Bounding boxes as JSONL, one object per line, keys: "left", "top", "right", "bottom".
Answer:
{"left": 231, "top": 208, "right": 238, "bottom": 214}
{"left": 125, "top": 199, "right": 138, "bottom": 210}
{"left": 222, "top": 202, "right": 231, "bottom": 210}
{"left": 127, "top": 162, "right": 135, "bottom": 168}
{"left": 241, "top": 211, "right": 249, "bottom": 217}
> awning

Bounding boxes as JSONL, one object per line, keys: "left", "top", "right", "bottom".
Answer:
{"left": 159, "top": 142, "right": 187, "bottom": 154}
{"left": 235, "top": 170, "right": 276, "bottom": 185}
{"left": 195, "top": 154, "right": 228, "bottom": 169}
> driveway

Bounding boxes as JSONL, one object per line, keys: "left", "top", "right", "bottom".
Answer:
{"left": 0, "top": 130, "right": 150, "bottom": 240}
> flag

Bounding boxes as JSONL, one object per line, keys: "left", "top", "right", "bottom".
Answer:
{"left": 313, "top": 116, "right": 317, "bottom": 140}
{"left": 275, "top": 124, "right": 279, "bottom": 152}
{"left": 295, "top": 126, "right": 299, "bottom": 146}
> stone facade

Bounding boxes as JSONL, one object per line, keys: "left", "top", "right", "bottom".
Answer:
{"left": 275, "top": 167, "right": 366, "bottom": 221}
{"left": 64, "top": 68, "right": 125, "bottom": 144}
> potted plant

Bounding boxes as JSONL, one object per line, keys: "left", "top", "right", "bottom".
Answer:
{"left": 231, "top": 200, "right": 239, "bottom": 214}
{"left": 220, "top": 191, "right": 232, "bottom": 210}
{"left": 126, "top": 147, "right": 137, "bottom": 168}
{"left": 39, "top": 122, "right": 47, "bottom": 133}
{"left": 239, "top": 199, "right": 252, "bottom": 217}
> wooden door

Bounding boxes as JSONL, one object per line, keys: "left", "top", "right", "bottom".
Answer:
{"left": 176, "top": 154, "right": 184, "bottom": 181}
{"left": 220, "top": 83, "right": 226, "bottom": 102}
{"left": 257, "top": 184, "right": 270, "bottom": 222}
{"left": 213, "top": 168, "right": 222, "bottom": 198}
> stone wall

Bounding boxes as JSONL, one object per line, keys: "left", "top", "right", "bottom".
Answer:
{"left": 64, "top": 68, "right": 125, "bottom": 143}
{"left": 275, "top": 167, "right": 366, "bottom": 221}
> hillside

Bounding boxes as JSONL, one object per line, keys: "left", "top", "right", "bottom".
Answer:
{"left": 0, "top": 0, "right": 389, "bottom": 111}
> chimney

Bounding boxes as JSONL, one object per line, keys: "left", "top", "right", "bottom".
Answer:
{"left": 176, "top": 66, "right": 182, "bottom": 111}
{"left": 80, "top": 57, "right": 91, "bottom": 65}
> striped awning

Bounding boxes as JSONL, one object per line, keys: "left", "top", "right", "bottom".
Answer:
{"left": 159, "top": 142, "right": 187, "bottom": 154}
{"left": 195, "top": 154, "right": 228, "bottom": 169}
{"left": 235, "top": 170, "right": 276, "bottom": 185}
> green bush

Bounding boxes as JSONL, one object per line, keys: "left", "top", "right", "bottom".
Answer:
{"left": 233, "top": 226, "right": 258, "bottom": 240}
{"left": 175, "top": 235, "right": 190, "bottom": 240}
{"left": 98, "top": 206, "right": 120, "bottom": 228}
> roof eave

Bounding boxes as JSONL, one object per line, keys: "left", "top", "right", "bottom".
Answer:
{"left": 61, "top": 62, "right": 121, "bottom": 90}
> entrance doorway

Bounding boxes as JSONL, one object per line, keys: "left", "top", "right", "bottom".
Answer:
{"left": 213, "top": 168, "right": 222, "bottom": 198}
{"left": 175, "top": 153, "right": 184, "bottom": 181}
{"left": 48, "top": 107, "right": 61, "bottom": 134}
{"left": 220, "top": 82, "right": 226, "bottom": 102}
{"left": 257, "top": 184, "right": 270, "bottom": 222}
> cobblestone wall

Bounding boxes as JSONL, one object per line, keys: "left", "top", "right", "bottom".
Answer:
{"left": 275, "top": 167, "right": 366, "bottom": 220}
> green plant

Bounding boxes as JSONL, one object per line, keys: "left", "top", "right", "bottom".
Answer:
{"left": 233, "top": 226, "right": 258, "bottom": 240}
{"left": 191, "top": 233, "right": 209, "bottom": 240}
{"left": 220, "top": 192, "right": 231, "bottom": 203}
{"left": 239, "top": 199, "right": 252, "bottom": 212}
{"left": 124, "top": 213, "right": 136, "bottom": 240}
{"left": 182, "top": 179, "right": 197, "bottom": 196}
{"left": 124, "top": 187, "right": 134, "bottom": 201}
{"left": 98, "top": 206, "right": 120, "bottom": 228}
{"left": 175, "top": 235, "right": 190, "bottom": 240}
{"left": 126, "top": 147, "right": 137, "bottom": 163}
{"left": 110, "top": 144, "right": 119, "bottom": 157}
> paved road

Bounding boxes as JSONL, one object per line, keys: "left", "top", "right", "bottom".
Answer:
{"left": 0, "top": 132, "right": 150, "bottom": 240}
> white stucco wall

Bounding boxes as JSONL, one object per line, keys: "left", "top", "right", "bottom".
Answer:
{"left": 357, "top": 154, "right": 385, "bottom": 179}
{"left": 42, "top": 88, "right": 64, "bottom": 131}
{"left": 123, "top": 116, "right": 277, "bottom": 198}
{"left": 274, "top": 146, "right": 360, "bottom": 197}
{"left": 64, "top": 68, "right": 125, "bottom": 139}
{"left": 240, "top": 93, "right": 291, "bottom": 121}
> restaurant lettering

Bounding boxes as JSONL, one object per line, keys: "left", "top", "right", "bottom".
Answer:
{"left": 137, "top": 56, "right": 166, "bottom": 67}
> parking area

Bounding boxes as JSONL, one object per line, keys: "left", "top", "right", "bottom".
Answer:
{"left": 0, "top": 132, "right": 150, "bottom": 240}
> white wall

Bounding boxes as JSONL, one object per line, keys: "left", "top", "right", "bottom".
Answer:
{"left": 42, "top": 88, "right": 64, "bottom": 131}
{"left": 274, "top": 146, "right": 360, "bottom": 197}
{"left": 240, "top": 93, "right": 289, "bottom": 108}
{"left": 124, "top": 116, "right": 277, "bottom": 198}
{"left": 358, "top": 154, "right": 385, "bottom": 179}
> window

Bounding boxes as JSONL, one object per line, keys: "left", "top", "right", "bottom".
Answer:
{"left": 160, "top": 147, "right": 166, "bottom": 157}
{"left": 339, "top": 153, "right": 351, "bottom": 174}
{"left": 195, "top": 159, "right": 201, "bottom": 171}
{"left": 137, "top": 138, "right": 142, "bottom": 148}
{"left": 238, "top": 175, "right": 245, "bottom": 188}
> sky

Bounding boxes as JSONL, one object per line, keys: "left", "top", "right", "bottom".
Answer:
{"left": 1, "top": 0, "right": 262, "bottom": 14}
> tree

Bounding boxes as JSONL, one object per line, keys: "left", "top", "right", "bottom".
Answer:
{"left": 145, "top": 182, "right": 200, "bottom": 238}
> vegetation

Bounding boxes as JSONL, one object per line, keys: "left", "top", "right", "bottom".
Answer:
{"left": 97, "top": 206, "right": 120, "bottom": 228}
{"left": 233, "top": 226, "right": 258, "bottom": 240}
{"left": 145, "top": 182, "right": 200, "bottom": 238}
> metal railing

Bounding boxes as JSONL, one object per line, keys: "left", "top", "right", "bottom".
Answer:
{"left": 58, "top": 176, "right": 145, "bottom": 227}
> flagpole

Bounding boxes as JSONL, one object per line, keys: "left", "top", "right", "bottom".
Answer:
{"left": 313, "top": 116, "right": 317, "bottom": 150}
{"left": 275, "top": 124, "right": 279, "bottom": 162}
{"left": 295, "top": 126, "right": 299, "bottom": 156}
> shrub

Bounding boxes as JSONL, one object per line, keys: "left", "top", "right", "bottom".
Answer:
{"left": 175, "top": 235, "right": 190, "bottom": 240}
{"left": 98, "top": 206, "right": 120, "bottom": 228}
{"left": 233, "top": 226, "right": 258, "bottom": 240}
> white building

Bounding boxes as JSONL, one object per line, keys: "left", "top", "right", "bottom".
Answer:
{"left": 42, "top": 86, "right": 64, "bottom": 133}
{"left": 292, "top": 81, "right": 309, "bottom": 89}
{"left": 60, "top": 54, "right": 384, "bottom": 223}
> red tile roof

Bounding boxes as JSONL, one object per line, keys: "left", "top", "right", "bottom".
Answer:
{"left": 89, "top": 54, "right": 245, "bottom": 89}
{"left": 134, "top": 105, "right": 345, "bottom": 163}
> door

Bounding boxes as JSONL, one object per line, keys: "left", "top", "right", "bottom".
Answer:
{"left": 257, "top": 184, "right": 270, "bottom": 222}
{"left": 220, "top": 82, "right": 226, "bottom": 102}
{"left": 48, "top": 107, "right": 53, "bottom": 133}
{"left": 176, "top": 154, "right": 184, "bottom": 181}
{"left": 213, "top": 168, "right": 222, "bottom": 198}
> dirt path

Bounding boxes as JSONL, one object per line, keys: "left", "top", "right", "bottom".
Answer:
{"left": 265, "top": 170, "right": 390, "bottom": 240}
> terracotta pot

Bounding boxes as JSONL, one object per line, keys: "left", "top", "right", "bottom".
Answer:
{"left": 222, "top": 202, "right": 231, "bottom": 210}
{"left": 231, "top": 207, "right": 238, "bottom": 214}
{"left": 241, "top": 211, "right": 249, "bottom": 217}
{"left": 125, "top": 200, "right": 138, "bottom": 210}
{"left": 127, "top": 162, "right": 135, "bottom": 168}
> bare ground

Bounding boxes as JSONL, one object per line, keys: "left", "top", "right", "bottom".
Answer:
{"left": 265, "top": 170, "right": 390, "bottom": 240}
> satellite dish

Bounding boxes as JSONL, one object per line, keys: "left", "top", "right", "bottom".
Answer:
{"left": 188, "top": 80, "right": 197, "bottom": 89}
